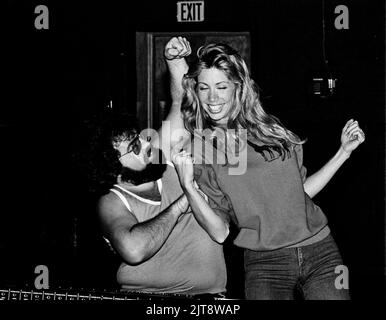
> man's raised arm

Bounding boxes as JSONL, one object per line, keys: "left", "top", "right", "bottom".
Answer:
{"left": 153, "top": 37, "right": 192, "bottom": 155}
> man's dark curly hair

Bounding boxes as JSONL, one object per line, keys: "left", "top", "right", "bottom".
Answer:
{"left": 77, "top": 112, "right": 139, "bottom": 198}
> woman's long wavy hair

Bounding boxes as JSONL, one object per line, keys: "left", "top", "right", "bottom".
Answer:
{"left": 181, "top": 43, "right": 304, "bottom": 160}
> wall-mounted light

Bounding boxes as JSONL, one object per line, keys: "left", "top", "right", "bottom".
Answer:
{"left": 312, "top": 0, "right": 337, "bottom": 98}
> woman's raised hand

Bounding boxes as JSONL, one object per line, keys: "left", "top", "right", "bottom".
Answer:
{"left": 340, "top": 119, "right": 365, "bottom": 155}
{"left": 164, "top": 36, "right": 192, "bottom": 60}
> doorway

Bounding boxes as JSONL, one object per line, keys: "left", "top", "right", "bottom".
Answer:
{"left": 136, "top": 32, "right": 251, "bottom": 130}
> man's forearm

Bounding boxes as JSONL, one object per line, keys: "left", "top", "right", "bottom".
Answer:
{"left": 154, "top": 58, "right": 190, "bottom": 151}
{"left": 124, "top": 195, "right": 186, "bottom": 263}
{"left": 166, "top": 58, "right": 189, "bottom": 103}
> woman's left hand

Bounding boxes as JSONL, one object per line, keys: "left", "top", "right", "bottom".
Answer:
{"left": 340, "top": 119, "right": 365, "bottom": 155}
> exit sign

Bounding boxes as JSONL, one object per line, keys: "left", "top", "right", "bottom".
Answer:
{"left": 177, "top": 1, "right": 204, "bottom": 22}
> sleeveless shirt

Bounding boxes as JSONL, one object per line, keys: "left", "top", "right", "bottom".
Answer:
{"left": 109, "top": 164, "right": 227, "bottom": 295}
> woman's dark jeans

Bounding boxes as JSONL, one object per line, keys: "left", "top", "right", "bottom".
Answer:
{"left": 244, "top": 234, "right": 350, "bottom": 300}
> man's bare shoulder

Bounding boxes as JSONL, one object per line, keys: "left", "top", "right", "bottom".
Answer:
{"left": 97, "top": 191, "right": 125, "bottom": 217}
{"left": 97, "top": 190, "right": 139, "bottom": 234}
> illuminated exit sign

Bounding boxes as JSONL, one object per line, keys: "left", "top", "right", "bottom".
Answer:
{"left": 177, "top": 1, "right": 204, "bottom": 22}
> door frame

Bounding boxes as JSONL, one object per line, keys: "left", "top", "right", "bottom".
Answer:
{"left": 136, "top": 31, "right": 251, "bottom": 130}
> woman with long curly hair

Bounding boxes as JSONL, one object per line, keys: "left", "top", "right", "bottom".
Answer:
{"left": 161, "top": 36, "right": 365, "bottom": 300}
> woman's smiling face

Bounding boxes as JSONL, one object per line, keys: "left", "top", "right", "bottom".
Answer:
{"left": 197, "top": 67, "right": 235, "bottom": 125}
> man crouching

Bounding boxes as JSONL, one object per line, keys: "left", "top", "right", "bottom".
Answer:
{"left": 91, "top": 115, "right": 229, "bottom": 296}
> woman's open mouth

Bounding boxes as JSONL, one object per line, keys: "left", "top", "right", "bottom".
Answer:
{"left": 207, "top": 104, "right": 225, "bottom": 114}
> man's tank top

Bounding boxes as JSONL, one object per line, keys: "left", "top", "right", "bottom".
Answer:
{"left": 109, "top": 164, "right": 227, "bottom": 295}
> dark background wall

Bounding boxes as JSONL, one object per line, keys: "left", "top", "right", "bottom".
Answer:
{"left": 2, "top": 0, "right": 385, "bottom": 299}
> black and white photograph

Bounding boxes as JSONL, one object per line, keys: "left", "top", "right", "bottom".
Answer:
{"left": 2, "top": 0, "right": 385, "bottom": 314}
